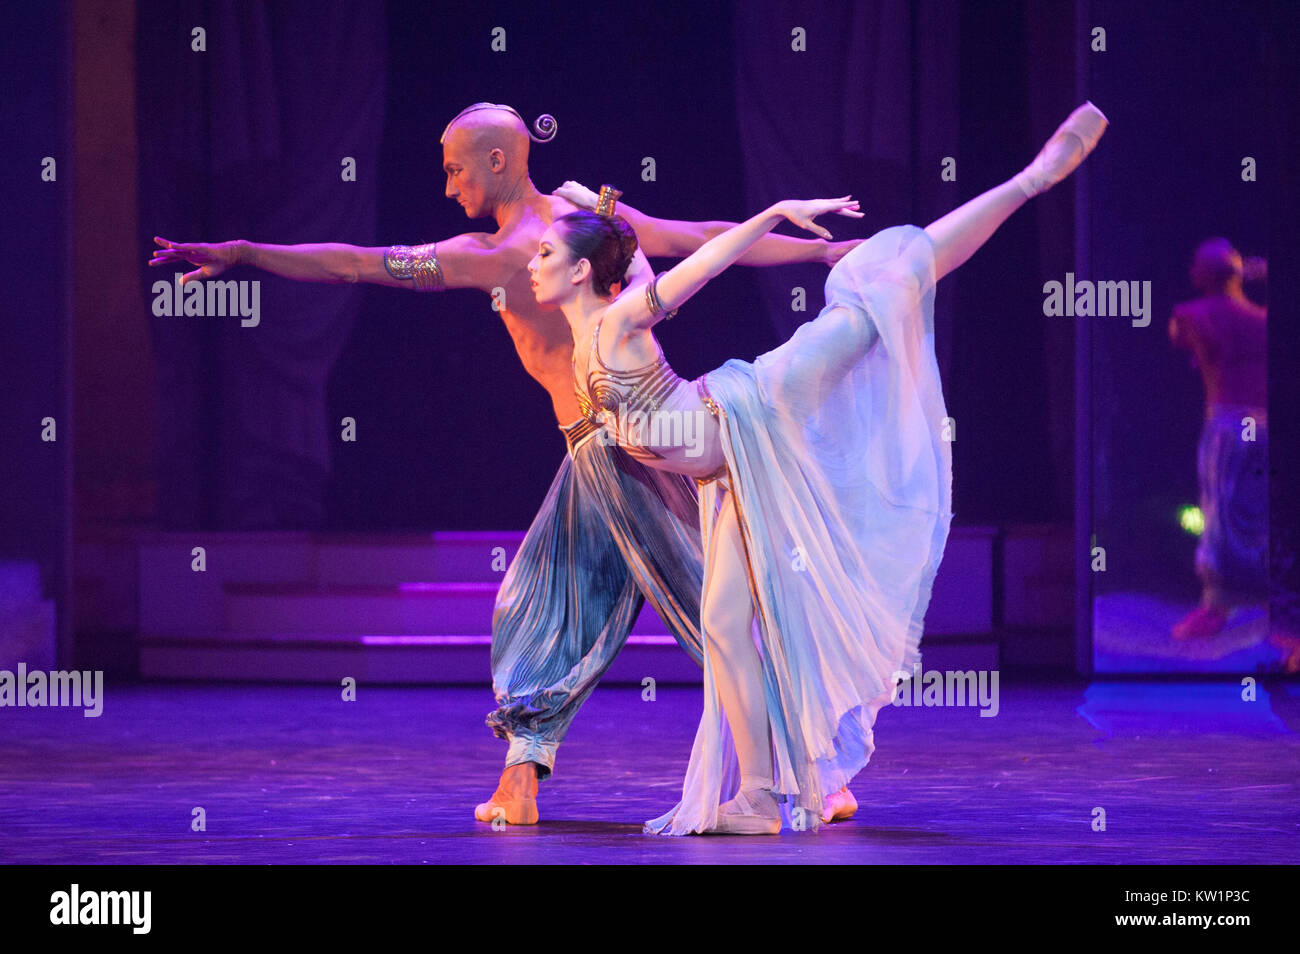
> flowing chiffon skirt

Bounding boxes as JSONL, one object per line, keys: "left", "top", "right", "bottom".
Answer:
{"left": 646, "top": 224, "right": 954, "bottom": 834}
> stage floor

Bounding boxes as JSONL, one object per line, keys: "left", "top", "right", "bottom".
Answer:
{"left": 2, "top": 680, "right": 1297, "bottom": 864}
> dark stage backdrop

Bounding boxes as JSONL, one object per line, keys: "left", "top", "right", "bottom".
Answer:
{"left": 1, "top": 1, "right": 71, "bottom": 659}
{"left": 137, "top": 2, "right": 386, "bottom": 529}
{"left": 133, "top": 0, "right": 1082, "bottom": 531}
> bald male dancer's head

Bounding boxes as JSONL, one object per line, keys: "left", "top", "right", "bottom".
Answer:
{"left": 1190, "top": 237, "right": 1244, "bottom": 295}
{"left": 440, "top": 103, "right": 557, "bottom": 219}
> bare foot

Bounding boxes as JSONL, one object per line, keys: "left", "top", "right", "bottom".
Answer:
{"left": 474, "top": 762, "right": 539, "bottom": 825}
{"left": 821, "top": 786, "right": 858, "bottom": 823}
{"left": 1171, "top": 604, "right": 1230, "bottom": 641}
{"left": 1269, "top": 628, "right": 1300, "bottom": 673}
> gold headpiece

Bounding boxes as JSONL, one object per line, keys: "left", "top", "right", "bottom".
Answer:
{"left": 594, "top": 185, "right": 622, "bottom": 217}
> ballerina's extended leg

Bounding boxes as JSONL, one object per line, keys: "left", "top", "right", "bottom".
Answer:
{"left": 732, "top": 105, "right": 1107, "bottom": 831}
{"left": 925, "top": 101, "right": 1108, "bottom": 282}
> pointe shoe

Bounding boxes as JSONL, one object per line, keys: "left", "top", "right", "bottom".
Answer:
{"left": 821, "top": 786, "right": 858, "bottom": 823}
{"left": 1014, "top": 101, "right": 1109, "bottom": 198}
{"left": 474, "top": 764, "right": 539, "bottom": 825}
{"left": 713, "top": 788, "right": 782, "bottom": 835}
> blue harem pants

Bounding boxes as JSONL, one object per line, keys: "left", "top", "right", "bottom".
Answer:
{"left": 1195, "top": 404, "right": 1269, "bottom": 607}
{"left": 485, "top": 419, "right": 706, "bottom": 779}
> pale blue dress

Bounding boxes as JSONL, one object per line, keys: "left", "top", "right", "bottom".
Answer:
{"left": 646, "top": 225, "right": 954, "bottom": 834}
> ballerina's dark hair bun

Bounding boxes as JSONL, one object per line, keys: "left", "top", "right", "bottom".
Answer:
{"left": 556, "top": 211, "right": 639, "bottom": 297}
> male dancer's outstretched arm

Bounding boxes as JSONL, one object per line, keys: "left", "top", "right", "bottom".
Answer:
{"left": 150, "top": 196, "right": 851, "bottom": 287}
{"left": 611, "top": 200, "right": 854, "bottom": 266}
{"left": 554, "top": 180, "right": 857, "bottom": 266}
{"left": 150, "top": 233, "right": 507, "bottom": 290}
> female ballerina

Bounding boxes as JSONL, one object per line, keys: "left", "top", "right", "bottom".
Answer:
{"left": 533, "top": 102, "right": 1108, "bottom": 834}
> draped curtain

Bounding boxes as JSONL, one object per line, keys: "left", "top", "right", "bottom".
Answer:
{"left": 137, "top": 1, "right": 386, "bottom": 528}
{"left": 733, "top": 0, "right": 1078, "bottom": 522}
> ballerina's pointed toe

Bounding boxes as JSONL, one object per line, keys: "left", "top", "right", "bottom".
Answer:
{"left": 1015, "top": 100, "right": 1110, "bottom": 198}
{"left": 709, "top": 788, "right": 782, "bottom": 835}
{"left": 1071, "top": 101, "right": 1109, "bottom": 145}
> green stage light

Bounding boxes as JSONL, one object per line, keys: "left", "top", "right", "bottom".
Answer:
{"left": 1179, "top": 505, "right": 1205, "bottom": 536}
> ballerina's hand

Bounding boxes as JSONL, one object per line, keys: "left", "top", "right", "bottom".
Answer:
{"left": 553, "top": 180, "right": 601, "bottom": 210}
{"left": 150, "top": 236, "right": 239, "bottom": 285}
{"left": 775, "top": 196, "right": 863, "bottom": 240}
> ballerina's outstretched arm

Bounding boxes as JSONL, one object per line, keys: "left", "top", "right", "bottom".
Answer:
{"left": 603, "top": 197, "right": 863, "bottom": 331}
{"left": 554, "top": 181, "right": 861, "bottom": 267}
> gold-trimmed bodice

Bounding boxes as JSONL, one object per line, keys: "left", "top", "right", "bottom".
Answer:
{"left": 568, "top": 315, "right": 726, "bottom": 479}
{"left": 573, "top": 318, "right": 687, "bottom": 454}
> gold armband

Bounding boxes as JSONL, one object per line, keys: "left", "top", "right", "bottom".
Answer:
{"left": 384, "top": 243, "right": 446, "bottom": 291}
{"left": 645, "top": 273, "right": 678, "bottom": 321}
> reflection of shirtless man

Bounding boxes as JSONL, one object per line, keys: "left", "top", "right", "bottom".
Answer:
{"left": 1167, "top": 238, "right": 1268, "bottom": 641}
{"left": 151, "top": 103, "right": 857, "bottom": 823}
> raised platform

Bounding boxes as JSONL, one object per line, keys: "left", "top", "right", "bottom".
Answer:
{"left": 0, "top": 560, "right": 56, "bottom": 671}
{"left": 73, "top": 524, "right": 1064, "bottom": 684}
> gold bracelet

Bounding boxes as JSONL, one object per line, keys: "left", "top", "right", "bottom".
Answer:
{"left": 594, "top": 185, "right": 622, "bottom": 217}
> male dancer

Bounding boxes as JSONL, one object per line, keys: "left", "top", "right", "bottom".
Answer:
{"left": 1168, "top": 238, "right": 1269, "bottom": 641}
{"left": 150, "top": 103, "right": 855, "bottom": 824}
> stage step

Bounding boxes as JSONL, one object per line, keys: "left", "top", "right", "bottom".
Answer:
{"left": 316, "top": 532, "right": 526, "bottom": 584}
{"left": 0, "top": 560, "right": 56, "bottom": 671}
{"left": 131, "top": 526, "right": 1004, "bottom": 683}
{"left": 223, "top": 582, "right": 677, "bottom": 636}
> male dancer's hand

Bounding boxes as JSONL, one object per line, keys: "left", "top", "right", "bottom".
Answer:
{"left": 150, "top": 236, "right": 242, "bottom": 285}
{"left": 554, "top": 180, "right": 601, "bottom": 209}
{"left": 555, "top": 180, "right": 855, "bottom": 268}
{"left": 825, "top": 239, "right": 864, "bottom": 267}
